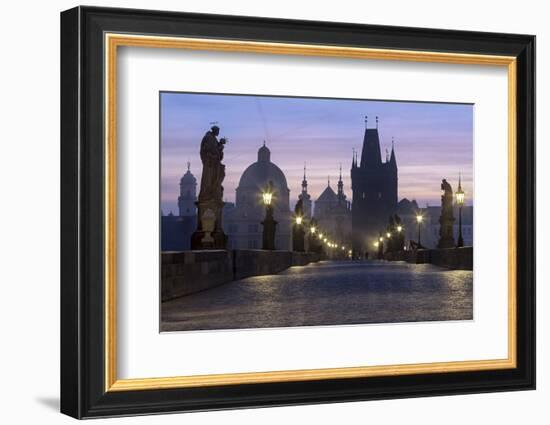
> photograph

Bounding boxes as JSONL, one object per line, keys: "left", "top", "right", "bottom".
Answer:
{"left": 160, "top": 92, "right": 474, "bottom": 332}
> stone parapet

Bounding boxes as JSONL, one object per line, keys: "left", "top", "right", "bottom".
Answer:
{"left": 401, "top": 247, "right": 472, "bottom": 270}
{"left": 162, "top": 249, "right": 320, "bottom": 301}
{"left": 161, "top": 250, "right": 233, "bottom": 301}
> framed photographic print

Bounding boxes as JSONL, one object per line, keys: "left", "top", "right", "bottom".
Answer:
{"left": 60, "top": 6, "right": 535, "bottom": 419}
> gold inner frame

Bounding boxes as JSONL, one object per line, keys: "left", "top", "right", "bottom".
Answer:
{"left": 104, "top": 33, "right": 517, "bottom": 392}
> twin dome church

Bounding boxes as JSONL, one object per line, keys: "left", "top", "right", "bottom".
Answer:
{"left": 161, "top": 120, "right": 399, "bottom": 255}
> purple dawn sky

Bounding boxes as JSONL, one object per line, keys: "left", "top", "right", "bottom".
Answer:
{"left": 160, "top": 92, "right": 473, "bottom": 214}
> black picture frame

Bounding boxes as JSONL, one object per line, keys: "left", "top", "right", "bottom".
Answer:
{"left": 61, "top": 5, "right": 535, "bottom": 419}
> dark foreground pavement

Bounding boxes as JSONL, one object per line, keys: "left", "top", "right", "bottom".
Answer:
{"left": 161, "top": 260, "right": 473, "bottom": 332}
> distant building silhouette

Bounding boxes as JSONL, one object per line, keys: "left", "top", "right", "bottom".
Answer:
{"left": 314, "top": 168, "right": 352, "bottom": 248}
{"left": 395, "top": 199, "right": 473, "bottom": 249}
{"left": 351, "top": 118, "right": 398, "bottom": 254}
{"left": 161, "top": 164, "right": 198, "bottom": 251}
{"left": 225, "top": 142, "right": 292, "bottom": 250}
{"left": 178, "top": 162, "right": 197, "bottom": 217}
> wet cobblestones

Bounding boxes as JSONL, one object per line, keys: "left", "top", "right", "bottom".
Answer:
{"left": 161, "top": 260, "right": 473, "bottom": 332}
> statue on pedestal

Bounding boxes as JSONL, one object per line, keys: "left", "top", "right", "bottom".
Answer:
{"left": 191, "top": 125, "right": 228, "bottom": 250}
{"left": 437, "top": 178, "right": 456, "bottom": 249}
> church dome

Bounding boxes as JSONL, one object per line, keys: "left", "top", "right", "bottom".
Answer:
{"left": 236, "top": 144, "right": 289, "bottom": 210}
{"left": 238, "top": 145, "right": 288, "bottom": 191}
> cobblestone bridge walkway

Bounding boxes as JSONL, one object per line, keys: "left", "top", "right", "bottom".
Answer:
{"left": 161, "top": 260, "right": 473, "bottom": 332}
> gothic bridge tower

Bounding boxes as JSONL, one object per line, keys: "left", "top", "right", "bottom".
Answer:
{"left": 351, "top": 116, "right": 398, "bottom": 255}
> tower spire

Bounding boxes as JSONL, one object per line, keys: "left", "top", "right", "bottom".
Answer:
{"left": 299, "top": 162, "right": 312, "bottom": 218}
{"left": 187, "top": 161, "right": 190, "bottom": 172}
{"left": 337, "top": 164, "right": 344, "bottom": 201}
{"left": 302, "top": 162, "right": 308, "bottom": 193}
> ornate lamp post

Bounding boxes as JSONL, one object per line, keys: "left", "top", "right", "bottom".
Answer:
{"left": 261, "top": 182, "right": 277, "bottom": 250}
{"left": 456, "top": 174, "right": 465, "bottom": 247}
{"left": 396, "top": 224, "right": 405, "bottom": 251}
{"left": 416, "top": 214, "right": 423, "bottom": 248}
{"left": 378, "top": 235, "right": 384, "bottom": 260}
{"left": 308, "top": 219, "right": 317, "bottom": 253}
{"left": 293, "top": 214, "right": 305, "bottom": 252}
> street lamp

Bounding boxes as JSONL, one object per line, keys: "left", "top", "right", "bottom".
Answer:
{"left": 261, "top": 191, "right": 272, "bottom": 206}
{"left": 456, "top": 174, "right": 465, "bottom": 247}
{"left": 397, "top": 225, "right": 403, "bottom": 232}
{"left": 261, "top": 181, "right": 277, "bottom": 250}
{"left": 386, "top": 232, "right": 391, "bottom": 239}
{"left": 416, "top": 213, "right": 423, "bottom": 248}
{"left": 293, "top": 214, "right": 305, "bottom": 252}
{"left": 310, "top": 226, "right": 316, "bottom": 234}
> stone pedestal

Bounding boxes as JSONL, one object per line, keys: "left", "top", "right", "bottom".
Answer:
{"left": 261, "top": 206, "right": 277, "bottom": 250}
{"left": 191, "top": 200, "right": 227, "bottom": 250}
{"left": 292, "top": 224, "right": 305, "bottom": 252}
{"left": 377, "top": 241, "right": 384, "bottom": 260}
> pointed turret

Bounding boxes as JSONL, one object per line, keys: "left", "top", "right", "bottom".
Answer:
{"left": 389, "top": 137, "right": 397, "bottom": 168}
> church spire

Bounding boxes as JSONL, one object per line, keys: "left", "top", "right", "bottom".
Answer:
{"left": 337, "top": 164, "right": 345, "bottom": 201}
{"left": 298, "top": 162, "right": 312, "bottom": 218}
{"left": 301, "top": 162, "right": 308, "bottom": 193}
